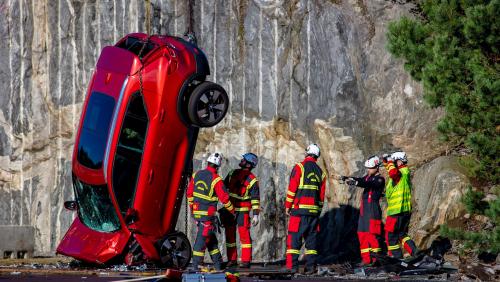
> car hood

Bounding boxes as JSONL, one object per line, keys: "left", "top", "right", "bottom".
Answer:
{"left": 57, "top": 217, "right": 131, "bottom": 264}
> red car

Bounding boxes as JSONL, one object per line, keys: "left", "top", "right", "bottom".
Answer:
{"left": 56, "top": 33, "right": 229, "bottom": 268}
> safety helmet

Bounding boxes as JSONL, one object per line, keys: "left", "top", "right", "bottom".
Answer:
{"left": 364, "top": 155, "right": 380, "bottom": 168}
{"left": 242, "top": 153, "right": 258, "bottom": 167}
{"left": 207, "top": 152, "right": 223, "bottom": 167}
{"left": 391, "top": 151, "right": 408, "bottom": 163}
{"left": 306, "top": 144, "right": 321, "bottom": 158}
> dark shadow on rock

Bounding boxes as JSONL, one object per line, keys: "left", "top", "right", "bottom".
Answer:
{"left": 317, "top": 204, "right": 361, "bottom": 264}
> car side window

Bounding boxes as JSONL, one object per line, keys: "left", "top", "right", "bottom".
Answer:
{"left": 112, "top": 92, "right": 148, "bottom": 214}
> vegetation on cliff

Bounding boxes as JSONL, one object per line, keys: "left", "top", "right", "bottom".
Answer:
{"left": 386, "top": 0, "right": 499, "bottom": 255}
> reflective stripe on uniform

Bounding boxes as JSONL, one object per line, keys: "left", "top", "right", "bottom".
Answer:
{"left": 402, "top": 236, "right": 411, "bottom": 244}
{"left": 388, "top": 244, "right": 401, "bottom": 251}
{"left": 241, "top": 244, "right": 252, "bottom": 248}
{"left": 210, "top": 177, "right": 222, "bottom": 196}
{"left": 209, "top": 249, "right": 220, "bottom": 255}
{"left": 226, "top": 243, "right": 237, "bottom": 248}
{"left": 286, "top": 197, "right": 294, "bottom": 203}
{"left": 252, "top": 205, "right": 259, "bottom": 210}
{"left": 193, "top": 211, "right": 209, "bottom": 216}
{"left": 193, "top": 192, "right": 217, "bottom": 202}
{"left": 224, "top": 201, "right": 234, "bottom": 209}
{"left": 305, "top": 250, "right": 317, "bottom": 255}
{"left": 251, "top": 200, "right": 260, "bottom": 204}
{"left": 229, "top": 193, "right": 251, "bottom": 200}
{"left": 287, "top": 191, "right": 296, "bottom": 197}
{"left": 193, "top": 251, "right": 205, "bottom": 257}
{"left": 371, "top": 248, "right": 381, "bottom": 253}
{"left": 360, "top": 248, "right": 371, "bottom": 254}
{"left": 297, "top": 204, "right": 319, "bottom": 210}
{"left": 286, "top": 249, "right": 300, "bottom": 255}
{"left": 235, "top": 207, "right": 250, "bottom": 212}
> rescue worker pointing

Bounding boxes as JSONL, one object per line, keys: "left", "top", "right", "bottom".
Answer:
{"left": 187, "top": 153, "right": 234, "bottom": 271}
{"left": 382, "top": 151, "right": 418, "bottom": 258}
{"left": 285, "top": 144, "right": 326, "bottom": 274}
{"left": 340, "top": 156, "right": 385, "bottom": 265}
{"left": 223, "top": 153, "right": 260, "bottom": 268}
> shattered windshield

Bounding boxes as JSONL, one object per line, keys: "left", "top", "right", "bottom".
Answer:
{"left": 73, "top": 175, "right": 121, "bottom": 232}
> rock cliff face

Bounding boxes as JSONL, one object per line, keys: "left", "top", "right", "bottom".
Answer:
{"left": 0, "top": 0, "right": 468, "bottom": 260}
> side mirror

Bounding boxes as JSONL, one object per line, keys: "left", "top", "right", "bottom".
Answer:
{"left": 64, "top": 201, "right": 78, "bottom": 211}
{"left": 125, "top": 208, "right": 139, "bottom": 225}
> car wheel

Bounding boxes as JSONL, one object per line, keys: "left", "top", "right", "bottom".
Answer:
{"left": 159, "top": 232, "right": 192, "bottom": 269}
{"left": 187, "top": 81, "right": 229, "bottom": 127}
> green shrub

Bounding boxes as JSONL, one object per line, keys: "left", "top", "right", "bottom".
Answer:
{"left": 387, "top": 0, "right": 500, "bottom": 184}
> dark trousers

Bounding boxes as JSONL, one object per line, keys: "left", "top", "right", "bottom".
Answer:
{"left": 286, "top": 215, "right": 319, "bottom": 270}
{"left": 225, "top": 212, "right": 252, "bottom": 263}
{"left": 192, "top": 221, "right": 223, "bottom": 270}
{"left": 385, "top": 212, "right": 418, "bottom": 258}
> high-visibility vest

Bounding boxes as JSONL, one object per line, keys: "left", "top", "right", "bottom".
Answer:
{"left": 192, "top": 169, "right": 222, "bottom": 220}
{"left": 385, "top": 166, "right": 412, "bottom": 215}
{"left": 291, "top": 161, "right": 326, "bottom": 216}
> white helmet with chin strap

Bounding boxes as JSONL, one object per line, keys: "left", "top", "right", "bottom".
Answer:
{"left": 207, "top": 152, "right": 223, "bottom": 167}
{"left": 306, "top": 143, "right": 320, "bottom": 158}
{"left": 391, "top": 151, "right": 408, "bottom": 163}
{"left": 364, "top": 155, "right": 381, "bottom": 168}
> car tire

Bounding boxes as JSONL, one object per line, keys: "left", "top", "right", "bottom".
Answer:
{"left": 158, "top": 232, "right": 192, "bottom": 269}
{"left": 187, "top": 81, "right": 229, "bottom": 127}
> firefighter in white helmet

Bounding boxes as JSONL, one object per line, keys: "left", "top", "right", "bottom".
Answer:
{"left": 339, "top": 155, "right": 385, "bottom": 265}
{"left": 285, "top": 144, "right": 327, "bottom": 274}
{"left": 381, "top": 151, "right": 418, "bottom": 259}
{"left": 187, "top": 153, "right": 234, "bottom": 271}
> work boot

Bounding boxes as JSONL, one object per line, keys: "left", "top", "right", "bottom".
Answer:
{"left": 303, "top": 266, "right": 317, "bottom": 275}
{"left": 213, "top": 262, "right": 224, "bottom": 272}
{"left": 226, "top": 260, "right": 237, "bottom": 268}
{"left": 238, "top": 262, "right": 251, "bottom": 269}
{"left": 288, "top": 267, "right": 299, "bottom": 274}
{"left": 188, "top": 264, "right": 201, "bottom": 272}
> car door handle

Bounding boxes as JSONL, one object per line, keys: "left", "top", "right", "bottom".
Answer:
{"left": 148, "top": 169, "right": 154, "bottom": 184}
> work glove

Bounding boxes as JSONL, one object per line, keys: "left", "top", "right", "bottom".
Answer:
{"left": 345, "top": 178, "right": 358, "bottom": 186}
{"left": 251, "top": 214, "right": 259, "bottom": 226}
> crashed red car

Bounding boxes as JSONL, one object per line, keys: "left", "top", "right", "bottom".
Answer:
{"left": 57, "top": 33, "right": 229, "bottom": 268}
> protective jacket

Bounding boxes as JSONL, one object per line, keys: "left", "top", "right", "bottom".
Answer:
{"left": 383, "top": 160, "right": 418, "bottom": 258}
{"left": 353, "top": 174, "right": 384, "bottom": 233}
{"left": 285, "top": 156, "right": 326, "bottom": 271}
{"left": 187, "top": 166, "right": 234, "bottom": 221}
{"left": 384, "top": 161, "right": 412, "bottom": 216}
{"left": 224, "top": 169, "right": 260, "bottom": 214}
{"left": 285, "top": 156, "right": 326, "bottom": 216}
{"left": 352, "top": 174, "right": 385, "bottom": 264}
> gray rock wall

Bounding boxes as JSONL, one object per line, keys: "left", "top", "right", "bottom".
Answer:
{"left": 0, "top": 0, "right": 468, "bottom": 260}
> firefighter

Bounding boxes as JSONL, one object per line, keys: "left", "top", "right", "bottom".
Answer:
{"left": 187, "top": 152, "right": 235, "bottom": 271}
{"left": 382, "top": 151, "right": 419, "bottom": 259}
{"left": 340, "top": 156, "right": 385, "bottom": 265}
{"left": 223, "top": 153, "right": 260, "bottom": 268}
{"left": 285, "top": 144, "right": 326, "bottom": 274}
